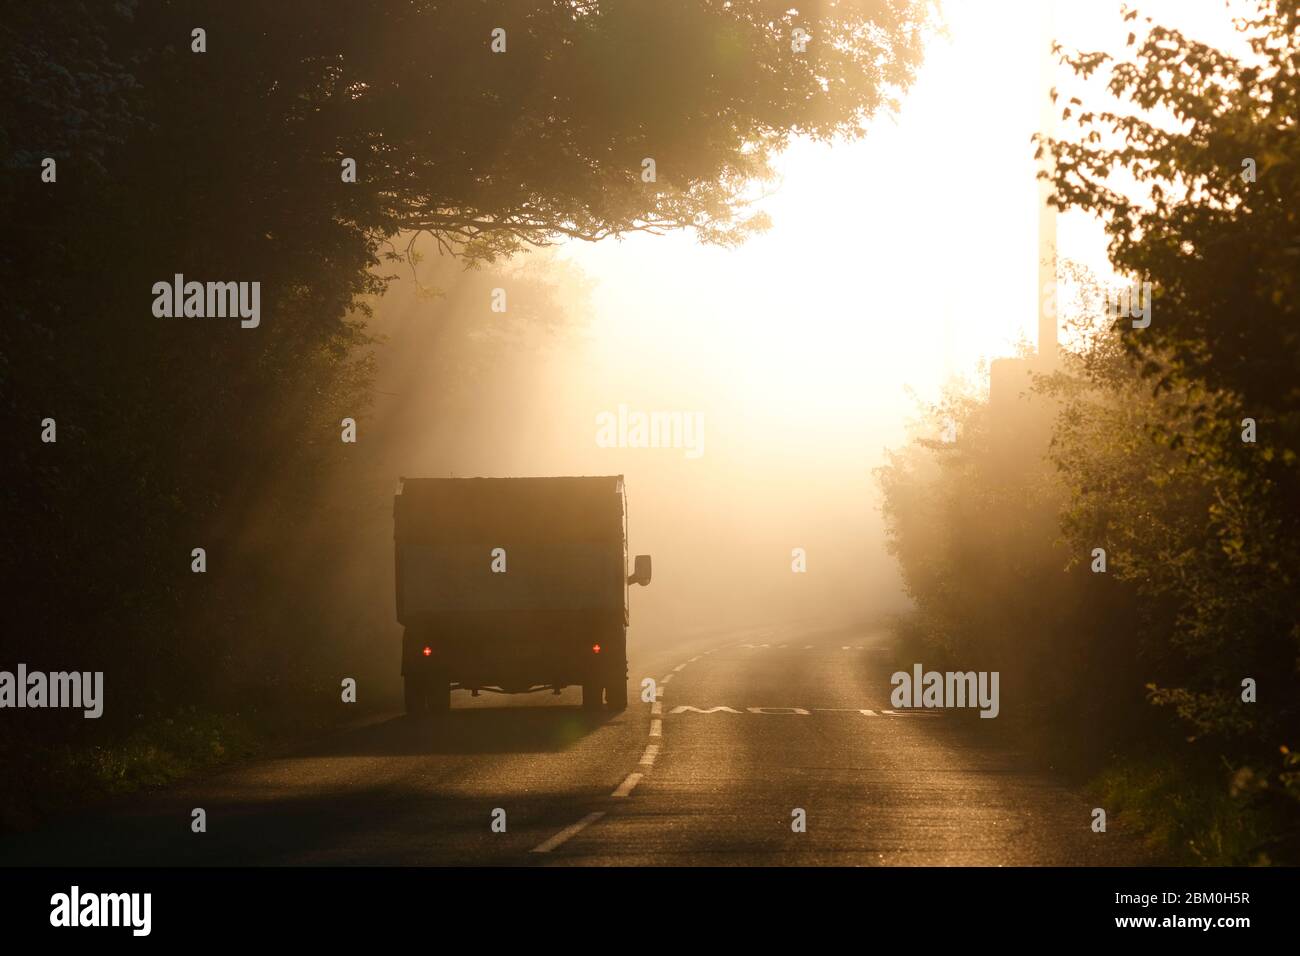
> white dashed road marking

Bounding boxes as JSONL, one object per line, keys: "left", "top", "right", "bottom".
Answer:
{"left": 663, "top": 705, "right": 943, "bottom": 718}
{"left": 611, "top": 772, "right": 642, "bottom": 798}
{"left": 728, "top": 643, "right": 877, "bottom": 652}
{"left": 537, "top": 646, "right": 704, "bottom": 848}
{"left": 531, "top": 812, "right": 606, "bottom": 853}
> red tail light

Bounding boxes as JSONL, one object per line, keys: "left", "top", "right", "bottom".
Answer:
{"left": 422, "top": 646, "right": 432, "bottom": 657}
{"left": 592, "top": 643, "right": 602, "bottom": 654}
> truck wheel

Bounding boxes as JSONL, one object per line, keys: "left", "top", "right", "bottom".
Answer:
{"left": 581, "top": 682, "right": 603, "bottom": 710}
{"left": 404, "top": 675, "right": 427, "bottom": 717}
{"left": 605, "top": 677, "right": 628, "bottom": 711}
{"left": 429, "top": 672, "right": 451, "bottom": 714}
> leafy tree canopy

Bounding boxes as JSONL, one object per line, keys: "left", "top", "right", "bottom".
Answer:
{"left": 1045, "top": 0, "right": 1299, "bottom": 467}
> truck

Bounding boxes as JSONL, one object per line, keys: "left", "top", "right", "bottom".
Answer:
{"left": 394, "top": 475, "right": 652, "bottom": 715}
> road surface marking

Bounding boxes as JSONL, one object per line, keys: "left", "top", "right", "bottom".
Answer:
{"left": 611, "top": 773, "right": 642, "bottom": 797}
{"left": 688, "top": 656, "right": 700, "bottom": 663}
{"left": 672, "top": 662, "right": 687, "bottom": 672}
{"left": 669, "top": 705, "right": 742, "bottom": 714}
{"left": 531, "top": 812, "right": 606, "bottom": 853}
{"left": 649, "top": 718, "right": 662, "bottom": 737}
{"left": 639, "top": 744, "right": 660, "bottom": 766}
{"left": 655, "top": 685, "right": 664, "bottom": 699}
{"left": 659, "top": 705, "right": 944, "bottom": 718}
{"left": 651, "top": 700, "right": 662, "bottom": 715}
{"left": 660, "top": 673, "right": 674, "bottom": 684}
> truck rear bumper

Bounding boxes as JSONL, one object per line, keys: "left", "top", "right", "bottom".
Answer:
{"left": 401, "top": 626, "right": 626, "bottom": 694}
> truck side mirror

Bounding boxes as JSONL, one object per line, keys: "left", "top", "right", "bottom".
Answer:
{"left": 629, "top": 554, "right": 652, "bottom": 587}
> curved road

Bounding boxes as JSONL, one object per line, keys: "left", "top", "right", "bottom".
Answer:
{"left": 0, "top": 624, "right": 1150, "bottom": 866}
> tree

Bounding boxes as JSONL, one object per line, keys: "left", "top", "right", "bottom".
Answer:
{"left": 0, "top": 1, "right": 930, "bottom": 719}
{"left": 1044, "top": 0, "right": 1299, "bottom": 731}
{"left": 1044, "top": 0, "right": 1299, "bottom": 487}
{"left": 1036, "top": 4, "right": 1300, "bottom": 858}
{"left": 117, "top": 0, "right": 928, "bottom": 259}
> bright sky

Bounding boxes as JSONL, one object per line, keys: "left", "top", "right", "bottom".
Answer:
{"left": 553, "top": 0, "right": 1251, "bottom": 449}
{"left": 440, "top": 1, "right": 1255, "bottom": 629}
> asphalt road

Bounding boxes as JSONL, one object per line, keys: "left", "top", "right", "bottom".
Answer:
{"left": 0, "top": 623, "right": 1150, "bottom": 866}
